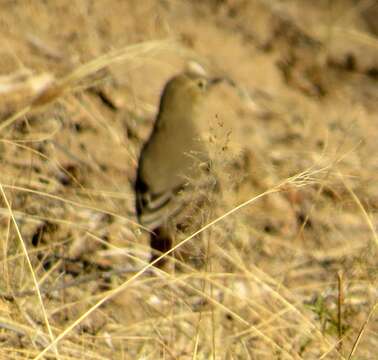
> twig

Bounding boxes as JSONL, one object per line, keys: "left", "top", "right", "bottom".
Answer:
{"left": 348, "top": 301, "right": 378, "bottom": 359}
{"left": 0, "top": 265, "right": 147, "bottom": 300}
{"left": 337, "top": 270, "right": 344, "bottom": 353}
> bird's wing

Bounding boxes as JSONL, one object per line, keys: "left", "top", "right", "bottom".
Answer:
{"left": 136, "top": 184, "right": 188, "bottom": 230}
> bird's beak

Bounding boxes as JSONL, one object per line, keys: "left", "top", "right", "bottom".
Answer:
{"left": 209, "top": 76, "right": 236, "bottom": 88}
{"left": 209, "top": 77, "right": 224, "bottom": 86}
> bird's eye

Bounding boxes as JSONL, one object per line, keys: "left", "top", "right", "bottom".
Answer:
{"left": 196, "top": 79, "right": 206, "bottom": 89}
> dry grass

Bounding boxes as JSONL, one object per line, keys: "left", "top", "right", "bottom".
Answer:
{"left": 0, "top": 0, "right": 377, "bottom": 359}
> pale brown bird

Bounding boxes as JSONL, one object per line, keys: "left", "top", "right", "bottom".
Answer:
{"left": 135, "top": 71, "right": 221, "bottom": 267}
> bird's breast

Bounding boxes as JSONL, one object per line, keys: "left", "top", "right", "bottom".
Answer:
{"left": 139, "top": 116, "right": 208, "bottom": 194}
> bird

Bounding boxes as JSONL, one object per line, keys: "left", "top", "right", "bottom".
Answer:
{"left": 135, "top": 70, "right": 221, "bottom": 268}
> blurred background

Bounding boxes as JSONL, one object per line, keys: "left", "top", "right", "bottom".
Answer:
{"left": 0, "top": 1, "right": 377, "bottom": 358}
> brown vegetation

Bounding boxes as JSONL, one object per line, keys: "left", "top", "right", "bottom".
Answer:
{"left": 0, "top": 1, "right": 377, "bottom": 358}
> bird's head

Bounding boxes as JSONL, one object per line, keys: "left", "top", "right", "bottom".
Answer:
{"left": 159, "top": 72, "right": 222, "bottom": 116}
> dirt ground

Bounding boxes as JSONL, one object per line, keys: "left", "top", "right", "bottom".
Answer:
{"left": 0, "top": 0, "right": 377, "bottom": 359}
